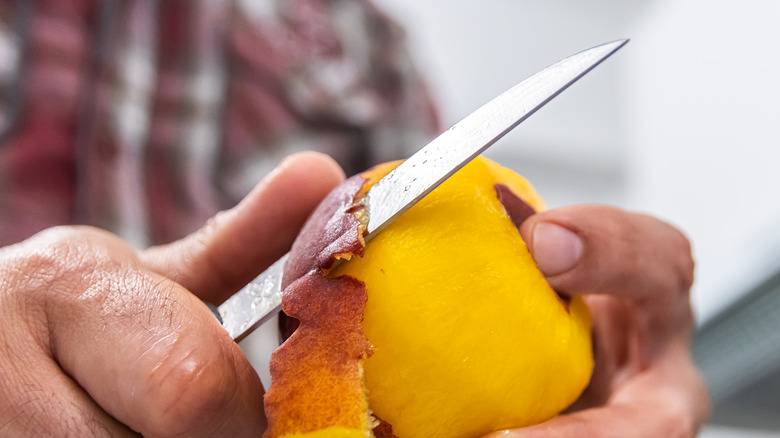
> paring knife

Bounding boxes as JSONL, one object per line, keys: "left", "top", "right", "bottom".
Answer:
{"left": 218, "top": 39, "right": 629, "bottom": 342}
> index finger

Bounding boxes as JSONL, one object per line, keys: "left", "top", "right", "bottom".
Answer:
{"left": 24, "top": 227, "right": 267, "bottom": 436}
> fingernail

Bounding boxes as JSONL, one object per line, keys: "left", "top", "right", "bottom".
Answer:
{"left": 532, "top": 222, "right": 583, "bottom": 276}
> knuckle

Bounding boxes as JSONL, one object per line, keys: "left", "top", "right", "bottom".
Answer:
{"left": 660, "top": 410, "right": 697, "bottom": 438}
{"left": 638, "top": 215, "right": 696, "bottom": 297}
{"left": 193, "top": 209, "right": 233, "bottom": 253}
{"left": 651, "top": 381, "right": 704, "bottom": 438}
{"left": 1, "top": 226, "right": 102, "bottom": 302}
{"left": 5, "top": 226, "right": 145, "bottom": 326}
{"left": 144, "top": 345, "right": 236, "bottom": 435}
{"left": 676, "top": 238, "right": 696, "bottom": 292}
{"left": 667, "top": 230, "right": 696, "bottom": 303}
{"left": 662, "top": 225, "right": 696, "bottom": 293}
{"left": 188, "top": 209, "right": 241, "bottom": 295}
{"left": 203, "top": 209, "right": 232, "bottom": 234}
{"left": 16, "top": 226, "right": 117, "bottom": 281}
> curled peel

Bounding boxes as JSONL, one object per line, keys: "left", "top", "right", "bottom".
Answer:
{"left": 264, "top": 172, "right": 377, "bottom": 438}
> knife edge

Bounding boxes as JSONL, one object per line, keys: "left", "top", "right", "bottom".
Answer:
{"left": 364, "top": 39, "right": 629, "bottom": 237}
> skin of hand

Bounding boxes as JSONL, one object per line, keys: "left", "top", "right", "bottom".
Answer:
{"left": 0, "top": 152, "right": 345, "bottom": 437}
{"left": 483, "top": 206, "right": 711, "bottom": 438}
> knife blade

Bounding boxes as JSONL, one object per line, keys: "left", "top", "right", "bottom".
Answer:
{"left": 218, "top": 39, "right": 628, "bottom": 342}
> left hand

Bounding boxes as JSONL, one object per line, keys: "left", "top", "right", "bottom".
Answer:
{"left": 483, "top": 205, "right": 710, "bottom": 437}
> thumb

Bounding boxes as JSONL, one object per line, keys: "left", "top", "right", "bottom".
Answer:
{"left": 141, "top": 152, "right": 345, "bottom": 304}
{"left": 518, "top": 204, "right": 694, "bottom": 302}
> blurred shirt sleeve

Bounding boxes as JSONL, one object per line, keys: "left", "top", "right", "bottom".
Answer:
{"left": 0, "top": 0, "right": 440, "bottom": 246}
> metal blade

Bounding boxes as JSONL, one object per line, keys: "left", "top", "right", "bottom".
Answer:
{"left": 218, "top": 254, "right": 287, "bottom": 342}
{"left": 218, "top": 39, "right": 628, "bottom": 342}
{"left": 365, "top": 39, "right": 628, "bottom": 236}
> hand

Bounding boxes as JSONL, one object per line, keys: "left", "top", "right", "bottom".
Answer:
{"left": 484, "top": 205, "right": 710, "bottom": 437}
{"left": 0, "top": 152, "right": 345, "bottom": 437}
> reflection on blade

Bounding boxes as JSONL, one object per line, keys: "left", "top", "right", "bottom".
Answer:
{"left": 218, "top": 254, "right": 287, "bottom": 342}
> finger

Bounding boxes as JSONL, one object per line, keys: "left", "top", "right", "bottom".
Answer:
{"left": 141, "top": 151, "right": 345, "bottom": 305}
{"left": 481, "top": 344, "right": 710, "bottom": 438}
{"left": 21, "top": 227, "right": 266, "bottom": 437}
{"left": 518, "top": 205, "right": 695, "bottom": 305}
{"left": 0, "top": 359, "right": 138, "bottom": 437}
{"left": 0, "top": 260, "right": 137, "bottom": 436}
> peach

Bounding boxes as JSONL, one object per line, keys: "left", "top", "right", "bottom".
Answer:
{"left": 263, "top": 157, "right": 593, "bottom": 438}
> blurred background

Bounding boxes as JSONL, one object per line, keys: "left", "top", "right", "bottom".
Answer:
{"left": 370, "top": 0, "right": 780, "bottom": 436}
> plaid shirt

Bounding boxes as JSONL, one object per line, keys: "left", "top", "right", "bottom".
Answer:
{"left": 0, "top": 0, "right": 439, "bottom": 247}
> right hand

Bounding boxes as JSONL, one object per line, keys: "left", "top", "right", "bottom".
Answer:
{"left": 0, "top": 152, "right": 345, "bottom": 437}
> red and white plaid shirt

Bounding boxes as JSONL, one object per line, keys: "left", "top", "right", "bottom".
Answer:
{"left": 0, "top": 0, "right": 439, "bottom": 247}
